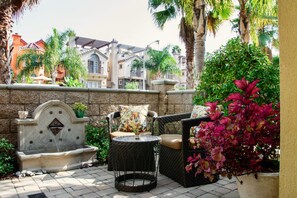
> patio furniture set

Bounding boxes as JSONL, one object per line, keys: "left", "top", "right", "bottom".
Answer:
{"left": 14, "top": 100, "right": 216, "bottom": 193}
{"left": 106, "top": 105, "right": 217, "bottom": 192}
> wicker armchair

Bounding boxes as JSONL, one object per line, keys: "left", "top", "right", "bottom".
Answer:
{"left": 156, "top": 112, "right": 219, "bottom": 187}
{"left": 106, "top": 110, "right": 158, "bottom": 171}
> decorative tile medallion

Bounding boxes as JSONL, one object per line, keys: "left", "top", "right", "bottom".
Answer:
{"left": 48, "top": 118, "right": 64, "bottom": 136}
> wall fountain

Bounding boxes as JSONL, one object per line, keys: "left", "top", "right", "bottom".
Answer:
{"left": 15, "top": 100, "right": 98, "bottom": 172}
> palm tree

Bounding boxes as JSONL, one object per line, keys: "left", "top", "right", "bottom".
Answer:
{"left": 17, "top": 28, "right": 86, "bottom": 83}
{"left": 257, "top": 16, "right": 278, "bottom": 60}
{"left": 0, "top": 0, "right": 40, "bottom": 84}
{"left": 235, "top": 0, "right": 277, "bottom": 43}
{"left": 148, "top": 0, "right": 195, "bottom": 89}
{"left": 132, "top": 46, "right": 180, "bottom": 79}
{"left": 149, "top": 0, "right": 233, "bottom": 87}
{"left": 193, "top": 0, "right": 233, "bottom": 79}
{"left": 172, "top": 45, "right": 182, "bottom": 54}
{"left": 16, "top": 49, "right": 44, "bottom": 79}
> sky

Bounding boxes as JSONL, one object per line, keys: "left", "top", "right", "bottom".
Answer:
{"left": 13, "top": 0, "right": 237, "bottom": 54}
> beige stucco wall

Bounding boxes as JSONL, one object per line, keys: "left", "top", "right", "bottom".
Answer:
{"left": 279, "top": 1, "right": 297, "bottom": 197}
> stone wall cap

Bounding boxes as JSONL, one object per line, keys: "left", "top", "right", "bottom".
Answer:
{"left": 0, "top": 84, "right": 159, "bottom": 94}
{"left": 167, "top": 90, "right": 195, "bottom": 94}
{"left": 151, "top": 79, "right": 178, "bottom": 85}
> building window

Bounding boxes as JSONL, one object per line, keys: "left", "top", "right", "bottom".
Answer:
{"left": 130, "top": 68, "right": 142, "bottom": 77}
{"left": 87, "top": 81, "right": 101, "bottom": 88}
{"left": 88, "top": 54, "right": 101, "bottom": 74}
{"left": 182, "top": 72, "right": 185, "bottom": 76}
{"left": 120, "top": 64, "right": 123, "bottom": 69}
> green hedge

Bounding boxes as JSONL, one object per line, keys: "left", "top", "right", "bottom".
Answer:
{"left": 194, "top": 38, "right": 279, "bottom": 106}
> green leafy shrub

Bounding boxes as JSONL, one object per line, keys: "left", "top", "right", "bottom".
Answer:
{"left": 0, "top": 138, "right": 15, "bottom": 177}
{"left": 72, "top": 102, "right": 88, "bottom": 118}
{"left": 194, "top": 38, "right": 279, "bottom": 106}
{"left": 72, "top": 102, "right": 88, "bottom": 112}
{"left": 125, "top": 81, "right": 139, "bottom": 90}
{"left": 64, "top": 76, "right": 85, "bottom": 87}
{"left": 85, "top": 121, "right": 109, "bottom": 163}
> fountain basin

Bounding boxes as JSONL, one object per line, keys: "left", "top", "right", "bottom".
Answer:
{"left": 17, "top": 145, "right": 98, "bottom": 172}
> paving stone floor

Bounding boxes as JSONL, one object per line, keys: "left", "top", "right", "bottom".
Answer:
{"left": 0, "top": 165, "right": 239, "bottom": 198}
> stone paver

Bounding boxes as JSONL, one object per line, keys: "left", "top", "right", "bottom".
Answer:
{"left": 0, "top": 165, "right": 239, "bottom": 198}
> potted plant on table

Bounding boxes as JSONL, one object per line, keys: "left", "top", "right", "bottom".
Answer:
{"left": 186, "top": 78, "right": 280, "bottom": 198}
{"left": 72, "top": 102, "right": 88, "bottom": 118}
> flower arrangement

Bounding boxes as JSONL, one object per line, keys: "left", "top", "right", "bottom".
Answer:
{"left": 72, "top": 102, "right": 88, "bottom": 118}
{"left": 186, "top": 78, "right": 280, "bottom": 181}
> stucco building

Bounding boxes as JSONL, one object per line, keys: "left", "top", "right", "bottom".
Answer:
{"left": 72, "top": 36, "right": 147, "bottom": 89}
{"left": 12, "top": 34, "right": 187, "bottom": 89}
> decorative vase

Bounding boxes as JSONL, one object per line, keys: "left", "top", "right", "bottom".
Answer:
{"left": 18, "top": 111, "right": 28, "bottom": 119}
{"left": 75, "top": 110, "right": 85, "bottom": 118}
{"left": 236, "top": 172, "right": 279, "bottom": 198}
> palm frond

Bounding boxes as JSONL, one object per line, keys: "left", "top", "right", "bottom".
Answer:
{"left": 179, "top": 17, "right": 194, "bottom": 45}
{"left": 9, "top": 0, "right": 40, "bottom": 19}
{"left": 133, "top": 46, "right": 179, "bottom": 77}
{"left": 16, "top": 49, "right": 44, "bottom": 79}
{"left": 131, "top": 59, "right": 144, "bottom": 69}
{"left": 16, "top": 49, "right": 43, "bottom": 68}
{"left": 62, "top": 47, "right": 87, "bottom": 79}
{"left": 152, "top": 5, "right": 177, "bottom": 29}
{"left": 206, "top": 0, "right": 233, "bottom": 36}
{"left": 148, "top": 0, "right": 166, "bottom": 10}
{"left": 248, "top": 0, "right": 278, "bottom": 45}
{"left": 207, "top": 11, "right": 221, "bottom": 36}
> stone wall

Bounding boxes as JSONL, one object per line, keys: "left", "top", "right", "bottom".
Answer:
{"left": 151, "top": 79, "right": 195, "bottom": 116}
{"left": 0, "top": 85, "right": 159, "bottom": 145}
{"left": 0, "top": 83, "right": 195, "bottom": 146}
{"left": 166, "top": 90, "right": 195, "bottom": 114}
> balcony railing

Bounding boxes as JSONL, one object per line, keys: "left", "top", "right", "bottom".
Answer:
{"left": 130, "top": 70, "right": 143, "bottom": 78}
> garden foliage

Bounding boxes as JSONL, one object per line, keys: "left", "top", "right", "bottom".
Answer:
{"left": 85, "top": 121, "right": 109, "bottom": 163}
{"left": 125, "top": 81, "right": 139, "bottom": 90}
{"left": 194, "top": 38, "right": 279, "bottom": 106}
{"left": 0, "top": 138, "right": 15, "bottom": 177}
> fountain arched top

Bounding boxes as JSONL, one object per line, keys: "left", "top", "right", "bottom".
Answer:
{"left": 15, "top": 100, "right": 89, "bottom": 152}
{"left": 16, "top": 100, "right": 89, "bottom": 125}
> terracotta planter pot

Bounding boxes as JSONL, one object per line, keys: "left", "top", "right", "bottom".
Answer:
{"left": 236, "top": 172, "right": 279, "bottom": 198}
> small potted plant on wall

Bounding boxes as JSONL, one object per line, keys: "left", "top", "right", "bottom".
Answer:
{"left": 72, "top": 102, "right": 88, "bottom": 118}
{"left": 186, "top": 78, "right": 280, "bottom": 198}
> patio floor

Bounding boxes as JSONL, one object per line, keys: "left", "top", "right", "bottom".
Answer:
{"left": 0, "top": 165, "right": 239, "bottom": 198}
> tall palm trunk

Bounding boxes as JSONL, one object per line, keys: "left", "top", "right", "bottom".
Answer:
{"left": 183, "top": 24, "right": 195, "bottom": 89}
{"left": 193, "top": 0, "right": 207, "bottom": 81}
{"left": 238, "top": 0, "right": 250, "bottom": 43}
{"left": 185, "top": 48, "right": 195, "bottom": 89}
{"left": 180, "top": 17, "right": 195, "bottom": 89}
{"left": 0, "top": 5, "right": 13, "bottom": 84}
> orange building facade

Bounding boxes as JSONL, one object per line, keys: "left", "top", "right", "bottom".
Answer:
{"left": 11, "top": 34, "right": 65, "bottom": 83}
{"left": 11, "top": 34, "right": 45, "bottom": 80}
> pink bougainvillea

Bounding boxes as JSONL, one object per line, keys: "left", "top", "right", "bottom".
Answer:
{"left": 186, "top": 78, "right": 280, "bottom": 180}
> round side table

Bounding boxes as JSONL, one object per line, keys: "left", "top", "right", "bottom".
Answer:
{"left": 112, "top": 135, "right": 160, "bottom": 192}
